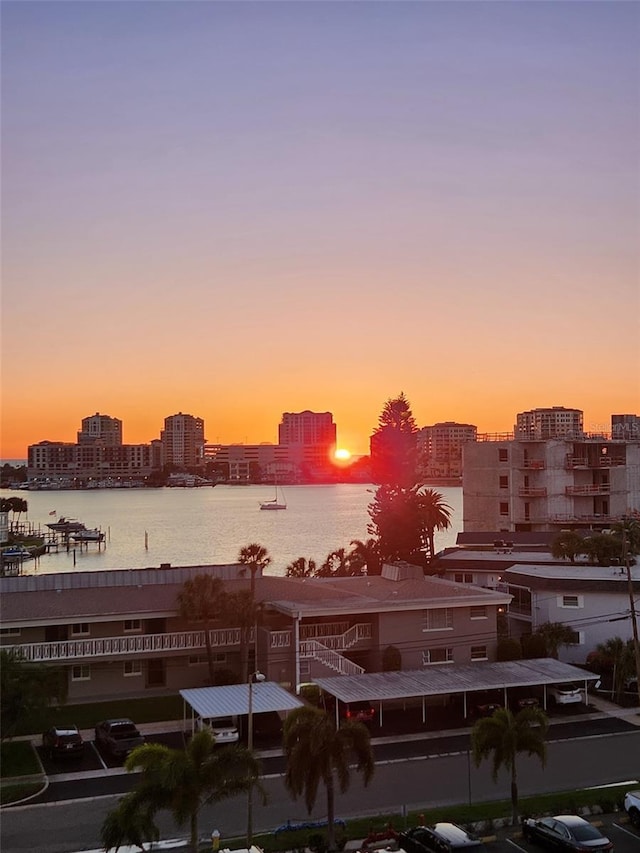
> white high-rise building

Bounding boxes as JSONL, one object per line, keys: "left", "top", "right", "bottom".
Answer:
{"left": 160, "top": 413, "right": 205, "bottom": 468}
{"left": 77, "top": 412, "right": 123, "bottom": 446}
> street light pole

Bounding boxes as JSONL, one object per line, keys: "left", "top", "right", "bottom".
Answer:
{"left": 247, "top": 670, "right": 265, "bottom": 848}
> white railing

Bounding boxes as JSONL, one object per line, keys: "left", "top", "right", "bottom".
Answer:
{"left": 300, "top": 639, "right": 365, "bottom": 676}
{"left": 298, "top": 622, "right": 372, "bottom": 651}
{"left": 270, "top": 630, "right": 291, "bottom": 648}
{"left": 11, "top": 627, "right": 246, "bottom": 663}
{"left": 300, "top": 621, "right": 350, "bottom": 640}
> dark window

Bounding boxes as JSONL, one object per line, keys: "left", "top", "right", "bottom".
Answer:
{"left": 499, "top": 476, "right": 508, "bottom": 488}
{"left": 499, "top": 448, "right": 508, "bottom": 462}
{"left": 499, "top": 502, "right": 509, "bottom": 516}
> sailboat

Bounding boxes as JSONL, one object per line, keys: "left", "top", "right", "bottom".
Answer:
{"left": 260, "top": 476, "right": 287, "bottom": 510}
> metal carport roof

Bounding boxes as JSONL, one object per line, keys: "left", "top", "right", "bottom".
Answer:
{"left": 314, "top": 658, "right": 598, "bottom": 704}
{"left": 180, "top": 681, "right": 304, "bottom": 719}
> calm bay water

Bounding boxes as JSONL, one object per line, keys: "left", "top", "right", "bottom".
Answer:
{"left": 7, "top": 484, "right": 463, "bottom": 576}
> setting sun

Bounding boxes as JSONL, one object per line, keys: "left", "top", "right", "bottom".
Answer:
{"left": 334, "top": 448, "right": 351, "bottom": 461}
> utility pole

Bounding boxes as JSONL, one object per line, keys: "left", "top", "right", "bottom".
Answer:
{"left": 621, "top": 518, "right": 640, "bottom": 707}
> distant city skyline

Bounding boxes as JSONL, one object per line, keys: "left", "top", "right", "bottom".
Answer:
{"left": 2, "top": 2, "right": 638, "bottom": 459}
{"left": 4, "top": 403, "right": 637, "bottom": 465}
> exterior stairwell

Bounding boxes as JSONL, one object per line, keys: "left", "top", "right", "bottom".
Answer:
{"left": 299, "top": 622, "right": 371, "bottom": 676}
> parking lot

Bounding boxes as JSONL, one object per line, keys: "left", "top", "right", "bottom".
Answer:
{"left": 486, "top": 816, "right": 640, "bottom": 853}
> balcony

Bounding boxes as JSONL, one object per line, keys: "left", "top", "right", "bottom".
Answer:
{"left": 10, "top": 627, "right": 247, "bottom": 663}
{"left": 520, "top": 460, "right": 545, "bottom": 470}
{"left": 565, "top": 484, "right": 610, "bottom": 495}
{"left": 518, "top": 488, "right": 547, "bottom": 497}
{"left": 566, "top": 456, "right": 620, "bottom": 469}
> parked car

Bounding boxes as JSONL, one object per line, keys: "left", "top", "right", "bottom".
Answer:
{"left": 471, "top": 702, "right": 503, "bottom": 719}
{"left": 398, "top": 823, "right": 487, "bottom": 852}
{"left": 94, "top": 718, "right": 144, "bottom": 759}
{"left": 197, "top": 715, "right": 239, "bottom": 744}
{"left": 342, "top": 700, "right": 376, "bottom": 725}
{"left": 548, "top": 683, "right": 583, "bottom": 705}
{"left": 42, "top": 725, "right": 84, "bottom": 759}
{"left": 624, "top": 789, "right": 640, "bottom": 827}
{"left": 521, "top": 815, "right": 613, "bottom": 851}
{"left": 509, "top": 688, "right": 540, "bottom": 713}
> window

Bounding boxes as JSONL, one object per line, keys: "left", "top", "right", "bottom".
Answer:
{"left": 124, "top": 660, "right": 142, "bottom": 677}
{"left": 71, "top": 664, "right": 90, "bottom": 681}
{"left": 124, "top": 619, "right": 142, "bottom": 633}
{"left": 454, "top": 573, "right": 474, "bottom": 584}
{"left": 499, "top": 476, "right": 509, "bottom": 489}
{"left": 499, "top": 448, "right": 508, "bottom": 462}
{"left": 70, "top": 623, "right": 89, "bottom": 637}
{"left": 470, "top": 605, "right": 487, "bottom": 620}
{"left": 423, "top": 608, "right": 453, "bottom": 631}
{"left": 499, "top": 502, "right": 509, "bottom": 516}
{"left": 422, "top": 647, "right": 453, "bottom": 665}
{"left": 0, "top": 627, "right": 21, "bottom": 637}
{"left": 560, "top": 595, "right": 582, "bottom": 608}
{"left": 471, "top": 645, "right": 488, "bottom": 661}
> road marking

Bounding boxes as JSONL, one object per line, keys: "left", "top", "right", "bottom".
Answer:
{"left": 506, "top": 838, "right": 528, "bottom": 851}
{"left": 612, "top": 821, "right": 640, "bottom": 839}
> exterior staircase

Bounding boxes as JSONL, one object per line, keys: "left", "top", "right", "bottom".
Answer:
{"left": 299, "top": 622, "right": 371, "bottom": 676}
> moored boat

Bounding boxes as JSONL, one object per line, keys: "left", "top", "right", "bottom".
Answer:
{"left": 71, "top": 528, "right": 105, "bottom": 543}
{"left": 46, "top": 517, "right": 87, "bottom": 533}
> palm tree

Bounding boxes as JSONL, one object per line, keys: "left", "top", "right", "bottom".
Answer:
{"left": 348, "top": 538, "right": 381, "bottom": 576}
{"left": 416, "top": 487, "right": 452, "bottom": 561}
{"left": 535, "top": 621, "right": 578, "bottom": 659}
{"left": 593, "top": 636, "right": 636, "bottom": 700}
{"left": 177, "top": 574, "right": 226, "bottom": 685}
{"left": 223, "top": 589, "right": 261, "bottom": 681}
{"left": 283, "top": 706, "right": 374, "bottom": 851}
{"left": 316, "top": 547, "right": 349, "bottom": 578}
{"left": 471, "top": 706, "right": 548, "bottom": 825}
{"left": 285, "top": 556, "right": 317, "bottom": 578}
{"left": 102, "top": 731, "right": 261, "bottom": 853}
{"left": 238, "top": 543, "right": 271, "bottom": 599}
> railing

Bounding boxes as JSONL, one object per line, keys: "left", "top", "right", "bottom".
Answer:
{"left": 301, "top": 622, "right": 372, "bottom": 651}
{"left": 300, "top": 639, "right": 365, "bottom": 676}
{"left": 565, "top": 484, "right": 610, "bottom": 495}
{"left": 521, "top": 460, "right": 545, "bottom": 469}
{"left": 300, "top": 622, "right": 350, "bottom": 641}
{"left": 518, "top": 488, "right": 547, "bottom": 497}
{"left": 566, "top": 456, "right": 620, "bottom": 468}
{"left": 10, "top": 627, "right": 246, "bottom": 663}
{"left": 270, "top": 630, "right": 291, "bottom": 649}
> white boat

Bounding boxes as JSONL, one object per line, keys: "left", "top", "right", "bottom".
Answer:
{"left": 260, "top": 482, "right": 287, "bottom": 511}
{"left": 71, "top": 528, "right": 105, "bottom": 542}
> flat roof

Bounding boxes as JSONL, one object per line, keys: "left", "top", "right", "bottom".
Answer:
{"left": 180, "top": 681, "right": 304, "bottom": 719}
{"left": 314, "top": 659, "right": 597, "bottom": 703}
{"left": 506, "top": 564, "right": 640, "bottom": 582}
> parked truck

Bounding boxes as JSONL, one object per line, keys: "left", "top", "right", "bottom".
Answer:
{"left": 94, "top": 718, "right": 144, "bottom": 759}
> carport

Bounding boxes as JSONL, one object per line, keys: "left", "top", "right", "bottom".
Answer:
{"left": 314, "top": 658, "right": 599, "bottom": 727}
{"left": 180, "top": 681, "right": 304, "bottom": 734}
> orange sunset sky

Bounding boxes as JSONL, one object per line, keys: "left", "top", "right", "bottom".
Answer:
{"left": 2, "top": 2, "right": 639, "bottom": 461}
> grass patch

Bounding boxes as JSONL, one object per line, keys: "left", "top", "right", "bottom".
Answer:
{"left": 13, "top": 694, "right": 185, "bottom": 736}
{"left": 1, "top": 741, "right": 41, "bottom": 777}
{"left": 0, "top": 782, "right": 44, "bottom": 806}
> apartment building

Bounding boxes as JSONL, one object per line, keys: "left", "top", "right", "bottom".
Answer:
{"left": 462, "top": 435, "right": 640, "bottom": 533}
{"left": 279, "top": 411, "right": 337, "bottom": 473}
{"left": 417, "top": 422, "right": 477, "bottom": 481}
{"left": 502, "top": 562, "right": 640, "bottom": 665}
{"left": 612, "top": 414, "right": 640, "bottom": 440}
{"left": 27, "top": 440, "right": 156, "bottom": 483}
{"left": 77, "top": 413, "right": 123, "bottom": 446}
{"left": 160, "top": 413, "right": 205, "bottom": 469}
{"left": 1, "top": 562, "right": 510, "bottom": 703}
{"left": 514, "top": 407, "right": 583, "bottom": 440}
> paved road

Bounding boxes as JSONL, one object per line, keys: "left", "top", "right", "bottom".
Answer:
{"left": 2, "top": 724, "right": 639, "bottom": 853}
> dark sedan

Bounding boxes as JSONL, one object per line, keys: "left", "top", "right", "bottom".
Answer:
{"left": 522, "top": 815, "right": 613, "bottom": 851}
{"left": 42, "top": 725, "right": 85, "bottom": 759}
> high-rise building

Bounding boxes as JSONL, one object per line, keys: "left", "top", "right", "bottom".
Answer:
{"left": 77, "top": 413, "right": 123, "bottom": 446}
{"left": 417, "top": 422, "right": 477, "bottom": 482}
{"left": 278, "top": 411, "right": 337, "bottom": 473}
{"left": 463, "top": 434, "right": 640, "bottom": 533}
{"left": 160, "top": 413, "right": 205, "bottom": 469}
{"left": 514, "top": 407, "right": 583, "bottom": 440}
{"left": 612, "top": 414, "right": 640, "bottom": 440}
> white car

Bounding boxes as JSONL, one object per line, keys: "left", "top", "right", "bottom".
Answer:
{"left": 197, "top": 715, "right": 239, "bottom": 744}
{"left": 548, "top": 683, "right": 583, "bottom": 705}
{"left": 624, "top": 789, "right": 640, "bottom": 827}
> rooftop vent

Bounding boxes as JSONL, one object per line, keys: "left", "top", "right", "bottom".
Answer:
{"left": 381, "top": 561, "right": 424, "bottom": 582}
